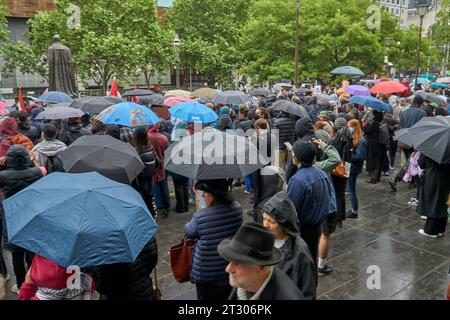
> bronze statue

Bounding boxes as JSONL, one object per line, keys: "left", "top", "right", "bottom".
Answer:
{"left": 47, "top": 35, "right": 77, "bottom": 96}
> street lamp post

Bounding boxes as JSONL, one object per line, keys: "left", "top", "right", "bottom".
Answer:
{"left": 173, "top": 34, "right": 181, "bottom": 89}
{"left": 99, "top": 59, "right": 107, "bottom": 96}
{"left": 294, "top": 0, "right": 300, "bottom": 88}
{"left": 414, "top": 5, "right": 429, "bottom": 91}
{"left": 384, "top": 37, "right": 392, "bottom": 78}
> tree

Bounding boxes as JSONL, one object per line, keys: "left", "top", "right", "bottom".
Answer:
{"left": 240, "top": 0, "right": 409, "bottom": 85}
{"left": 0, "top": 0, "right": 7, "bottom": 43}
{"left": 0, "top": 0, "right": 173, "bottom": 94}
{"left": 170, "top": 0, "right": 254, "bottom": 87}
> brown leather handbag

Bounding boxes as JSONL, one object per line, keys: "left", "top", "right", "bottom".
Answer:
{"left": 169, "top": 237, "right": 196, "bottom": 283}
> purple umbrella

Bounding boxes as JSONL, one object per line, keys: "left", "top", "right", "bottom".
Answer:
{"left": 344, "top": 85, "right": 371, "bottom": 96}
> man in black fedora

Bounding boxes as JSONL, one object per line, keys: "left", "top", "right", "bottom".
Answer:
{"left": 218, "top": 222, "right": 304, "bottom": 300}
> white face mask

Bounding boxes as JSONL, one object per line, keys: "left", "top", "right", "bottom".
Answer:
{"left": 349, "top": 127, "right": 355, "bottom": 134}
{"left": 196, "top": 190, "right": 207, "bottom": 209}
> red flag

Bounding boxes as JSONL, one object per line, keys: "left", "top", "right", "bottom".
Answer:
{"left": 109, "top": 77, "right": 121, "bottom": 98}
{"left": 18, "top": 87, "right": 26, "bottom": 111}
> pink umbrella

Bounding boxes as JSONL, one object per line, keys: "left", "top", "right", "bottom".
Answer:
{"left": 0, "top": 101, "right": 8, "bottom": 108}
{"left": 164, "top": 96, "right": 194, "bottom": 107}
{"left": 436, "top": 77, "right": 450, "bottom": 84}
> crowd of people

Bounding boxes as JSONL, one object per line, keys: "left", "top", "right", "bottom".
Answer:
{"left": 0, "top": 77, "right": 449, "bottom": 300}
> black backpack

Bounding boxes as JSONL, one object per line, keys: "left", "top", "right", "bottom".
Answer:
{"left": 45, "top": 155, "right": 65, "bottom": 174}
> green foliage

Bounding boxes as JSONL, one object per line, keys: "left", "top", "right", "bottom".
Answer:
{"left": 170, "top": 0, "right": 254, "bottom": 85}
{"left": 0, "top": 0, "right": 7, "bottom": 43}
{"left": 0, "top": 0, "right": 174, "bottom": 88}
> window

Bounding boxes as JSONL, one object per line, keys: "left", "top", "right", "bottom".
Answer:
{"left": 396, "top": 9, "right": 399, "bottom": 14}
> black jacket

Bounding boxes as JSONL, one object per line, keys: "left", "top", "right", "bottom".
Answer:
{"left": 95, "top": 237, "right": 158, "bottom": 300}
{"left": 235, "top": 118, "right": 253, "bottom": 133}
{"left": 273, "top": 113, "right": 297, "bottom": 150}
{"left": 18, "top": 122, "right": 40, "bottom": 144}
{"left": 228, "top": 267, "right": 305, "bottom": 300}
{"left": 57, "top": 122, "right": 91, "bottom": 146}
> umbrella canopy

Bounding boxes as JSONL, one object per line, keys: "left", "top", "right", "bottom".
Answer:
{"left": 273, "top": 83, "right": 293, "bottom": 92}
{"left": 59, "top": 135, "right": 145, "bottom": 184}
{"left": 35, "top": 106, "right": 84, "bottom": 120}
{"left": 169, "top": 102, "right": 218, "bottom": 124}
{"left": 436, "top": 77, "right": 450, "bottom": 83}
{"left": 344, "top": 85, "right": 371, "bottom": 96}
{"left": 95, "top": 102, "right": 161, "bottom": 127}
{"left": 191, "top": 88, "right": 218, "bottom": 99}
{"left": 395, "top": 128, "right": 414, "bottom": 149}
{"left": 212, "top": 90, "right": 250, "bottom": 105}
{"left": 139, "top": 94, "right": 166, "bottom": 106}
{"left": 400, "top": 116, "right": 450, "bottom": 164}
{"left": 123, "top": 89, "right": 154, "bottom": 97}
{"left": 0, "top": 101, "right": 8, "bottom": 108}
{"left": 415, "top": 77, "right": 430, "bottom": 84}
{"left": 429, "top": 82, "right": 448, "bottom": 89}
{"left": 271, "top": 100, "right": 310, "bottom": 119}
{"left": 330, "top": 66, "right": 364, "bottom": 76}
{"left": 249, "top": 88, "right": 270, "bottom": 97}
{"left": 316, "top": 94, "right": 334, "bottom": 105}
{"left": 415, "top": 92, "right": 447, "bottom": 108}
{"left": 296, "top": 87, "right": 313, "bottom": 94}
{"left": 70, "top": 96, "right": 115, "bottom": 114}
{"left": 370, "top": 81, "right": 408, "bottom": 94}
{"left": 164, "top": 90, "right": 191, "bottom": 98}
{"left": 164, "top": 96, "right": 194, "bottom": 107}
{"left": 103, "top": 96, "right": 125, "bottom": 104}
{"left": 4, "top": 172, "right": 157, "bottom": 268}
{"left": 165, "top": 129, "right": 269, "bottom": 180}
{"left": 349, "top": 96, "right": 392, "bottom": 113}
{"left": 37, "top": 91, "right": 73, "bottom": 104}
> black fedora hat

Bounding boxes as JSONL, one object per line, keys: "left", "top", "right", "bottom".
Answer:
{"left": 218, "top": 222, "right": 283, "bottom": 266}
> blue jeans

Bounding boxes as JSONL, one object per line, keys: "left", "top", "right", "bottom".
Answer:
{"left": 245, "top": 175, "right": 253, "bottom": 192}
{"left": 347, "top": 173, "right": 359, "bottom": 212}
{"left": 154, "top": 180, "right": 170, "bottom": 209}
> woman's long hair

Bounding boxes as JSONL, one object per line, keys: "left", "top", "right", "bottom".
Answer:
{"left": 348, "top": 119, "right": 362, "bottom": 148}
{"left": 134, "top": 126, "right": 150, "bottom": 153}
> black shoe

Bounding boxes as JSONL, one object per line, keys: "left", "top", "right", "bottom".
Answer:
{"left": 388, "top": 180, "right": 397, "bottom": 192}
{"left": 345, "top": 211, "right": 358, "bottom": 219}
{"left": 233, "top": 182, "right": 242, "bottom": 187}
{"left": 365, "top": 179, "right": 377, "bottom": 184}
{"left": 162, "top": 209, "right": 169, "bottom": 218}
{"left": 318, "top": 263, "right": 334, "bottom": 276}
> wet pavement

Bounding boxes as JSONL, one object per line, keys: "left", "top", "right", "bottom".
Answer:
{"left": 2, "top": 170, "right": 449, "bottom": 300}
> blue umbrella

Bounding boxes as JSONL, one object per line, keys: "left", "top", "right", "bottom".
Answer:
{"left": 415, "top": 77, "right": 430, "bottom": 84}
{"left": 330, "top": 66, "right": 364, "bottom": 76}
{"left": 4, "top": 172, "right": 158, "bottom": 268}
{"left": 169, "top": 102, "right": 218, "bottom": 123}
{"left": 37, "top": 91, "right": 73, "bottom": 104}
{"left": 429, "top": 82, "right": 448, "bottom": 89}
{"left": 349, "top": 96, "right": 392, "bottom": 113}
{"left": 95, "top": 102, "right": 161, "bottom": 127}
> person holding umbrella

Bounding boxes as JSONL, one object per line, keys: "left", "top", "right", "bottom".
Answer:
{"left": 363, "top": 110, "right": 386, "bottom": 184}
{"left": 184, "top": 179, "right": 243, "bottom": 300}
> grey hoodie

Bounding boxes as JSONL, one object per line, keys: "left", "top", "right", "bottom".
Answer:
{"left": 32, "top": 139, "right": 67, "bottom": 167}
{"left": 263, "top": 191, "right": 317, "bottom": 299}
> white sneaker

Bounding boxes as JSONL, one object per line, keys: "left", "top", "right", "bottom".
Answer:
{"left": 420, "top": 216, "right": 427, "bottom": 220}
{"left": 11, "top": 284, "right": 19, "bottom": 294}
{"left": 418, "top": 229, "right": 437, "bottom": 238}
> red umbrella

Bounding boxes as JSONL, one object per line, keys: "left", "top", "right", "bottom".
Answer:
{"left": 164, "top": 96, "right": 194, "bottom": 107}
{"left": 370, "top": 81, "right": 408, "bottom": 94}
{"left": 0, "top": 101, "right": 8, "bottom": 108}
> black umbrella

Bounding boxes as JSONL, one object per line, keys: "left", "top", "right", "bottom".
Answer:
{"left": 103, "top": 96, "right": 125, "bottom": 104}
{"left": 212, "top": 90, "right": 250, "bottom": 105}
{"left": 165, "top": 129, "right": 269, "bottom": 180}
{"left": 59, "top": 135, "right": 145, "bottom": 184}
{"left": 138, "top": 94, "right": 166, "bottom": 106}
{"left": 35, "top": 106, "right": 85, "bottom": 120}
{"left": 415, "top": 92, "right": 447, "bottom": 108}
{"left": 70, "top": 96, "right": 115, "bottom": 114}
{"left": 271, "top": 100, "right": 310, "bottom": 119}
{"left": 123, "top": 89, "right": 154, "bottom": 97}
{"left": 296, "top": 87, "right": 313, "bottom": 94}
{"left": 399, "top": 116, "right": 450, "bottom": 164}
{"left": 249, "top": 88, "right": 270, "bottom": 97}
{"left": 395, "top": 129, "right": 414, "bottom": 149}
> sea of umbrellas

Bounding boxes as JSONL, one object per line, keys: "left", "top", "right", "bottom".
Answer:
{"left": 0, "top": 66, "right": 449, "bottom": 271}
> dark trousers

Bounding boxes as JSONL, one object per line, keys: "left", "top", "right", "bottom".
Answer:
{"left": 173, "top": 176, "right": 190, "bottom": 213}
{"left": 388, "top": 140, "right": 398, "bottom": 168}
{"left": 424, "top": 217, "right": 447, "bottom": 235}
{"left": 347, "top": 173, "right": 360, "bottom": 212}
{"left": 300, "top": 224, "right": 322, "bottom": 277}
{"left": 132, "top": 177, "right": 157, "bottom": 217}
{"left": 154, "top": 180, "right": 170, "bottom": 210}
{"left": 196, "top": 280, "right": 232, "bottom": 300}
{"left": 0, "top": 219, "right": 7, "bottom": 277}
{"left": 331, "top": 175, "right": 347, "bottom": 223}
{"left": 12, "top": 251, "right": 33, "bottom": 289}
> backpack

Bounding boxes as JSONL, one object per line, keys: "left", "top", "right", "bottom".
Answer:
{"left": 378, "top": 123, "right": 390, "bottom": 147}
{"left": 45, "top": 155, "right": 65, "bottom": 174}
